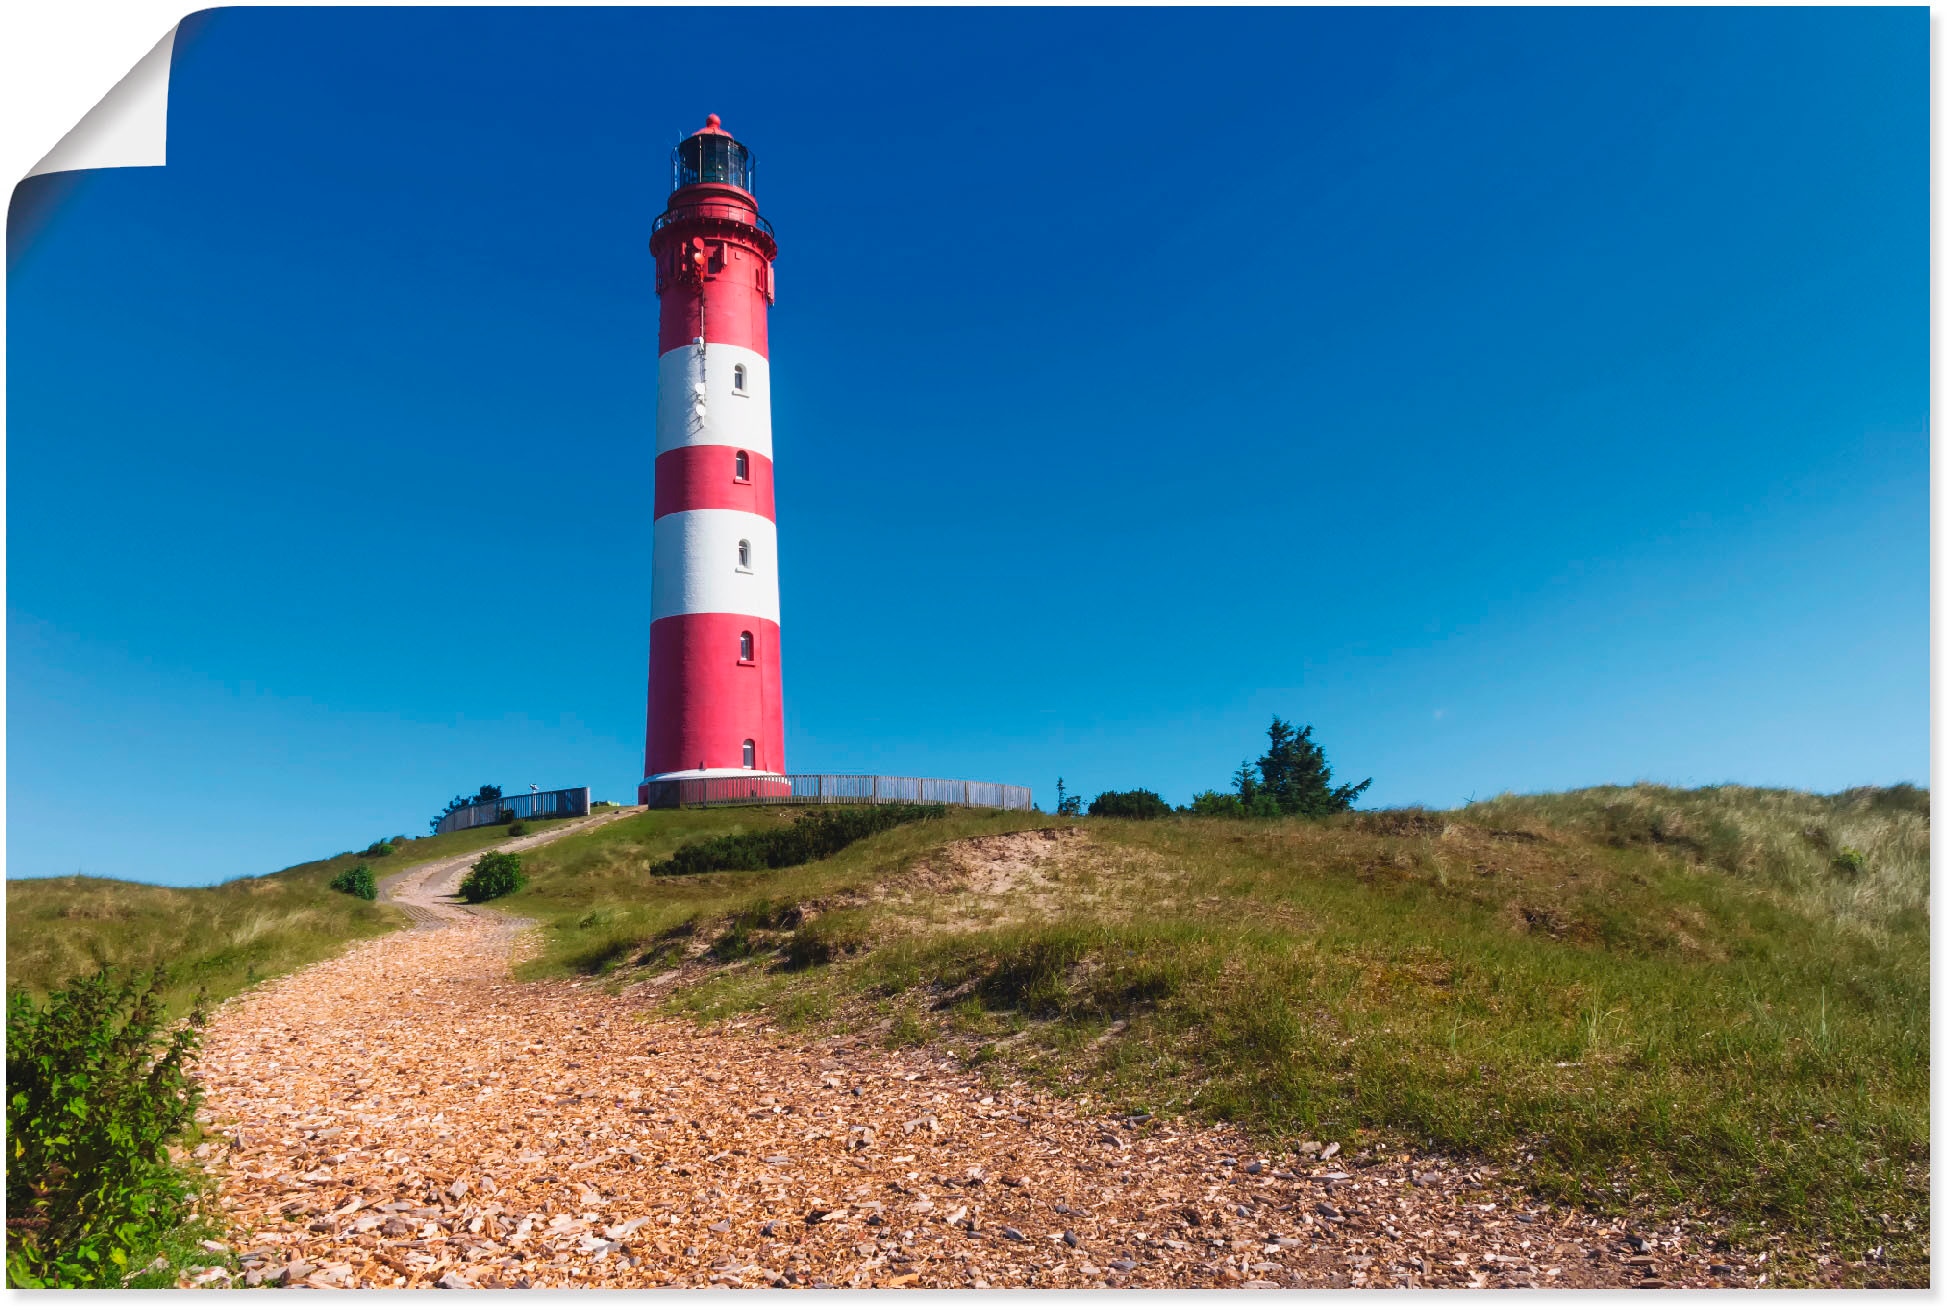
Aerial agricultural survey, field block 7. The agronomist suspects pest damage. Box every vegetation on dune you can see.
[6,968,217,1288]
[1187,715,1371,817]
[506,784,1929,1285]
[1461,782,1930,938]
[651,804,946,878]
[1086,789,1171,819]
[499,805,1018,978]
[457,851,526,903]
[328,864,377,900]
[5,819,566,1013]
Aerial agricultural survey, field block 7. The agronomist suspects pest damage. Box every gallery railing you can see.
[641,774,1032,812]
[435,786,592,834]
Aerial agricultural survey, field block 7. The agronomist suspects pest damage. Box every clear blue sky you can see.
[7,8,1926,886]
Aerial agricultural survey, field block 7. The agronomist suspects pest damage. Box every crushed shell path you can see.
[188,814,1746,1289]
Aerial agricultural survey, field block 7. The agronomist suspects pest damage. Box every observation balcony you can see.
[652,206,774,243]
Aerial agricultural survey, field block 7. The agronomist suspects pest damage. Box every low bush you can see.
[1088,789,1171,819]
[6,968,209,1287]
[506,822,527,837]
[328,864,377,900]
[1187,790,1244,817]
[457,851,526,903]
[652,804,945,877]
[495,808,517,826]
[358,839,395,858]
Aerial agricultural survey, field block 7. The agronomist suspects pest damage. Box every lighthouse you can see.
[638,114,784,803]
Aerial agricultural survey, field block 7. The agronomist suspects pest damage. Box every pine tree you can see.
[1231,761,1260,806]
[1255,716,1371,817]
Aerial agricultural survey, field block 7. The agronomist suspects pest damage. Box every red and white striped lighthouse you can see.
[638,114,784,803]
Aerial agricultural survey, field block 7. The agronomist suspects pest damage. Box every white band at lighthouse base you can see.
[651,508,781,623]
[643,768,787,782]
[656,343,771,458]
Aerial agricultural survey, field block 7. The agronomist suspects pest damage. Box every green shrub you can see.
[495,808,517,826]
[6,968,208,1287]
[506,821,527,837]
[328,864,377,900]
[358,839,395,858]
[1188,790,1244,817]
[1833,846,1867,878]
[1188,789,1280,818]
[1088,789,1171,819]
[457,851,526,903]
[652,804,945,877]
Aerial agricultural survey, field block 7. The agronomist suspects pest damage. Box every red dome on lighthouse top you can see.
[693,113,729,137]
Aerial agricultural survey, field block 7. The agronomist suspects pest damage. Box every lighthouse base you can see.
[638,770,790,808]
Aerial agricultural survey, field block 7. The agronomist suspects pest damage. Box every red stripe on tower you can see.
[652,445,775,519]
[639,114,786,800]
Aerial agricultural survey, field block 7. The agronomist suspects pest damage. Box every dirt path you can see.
[186,819,1750,1290]
[375,811,627,927]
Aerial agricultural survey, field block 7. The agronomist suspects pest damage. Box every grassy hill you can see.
[498,783,1928,1286]
[5,784,1925,1282]
[5,819,571,1012]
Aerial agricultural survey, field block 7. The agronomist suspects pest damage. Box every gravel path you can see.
[186,817,1753,1289]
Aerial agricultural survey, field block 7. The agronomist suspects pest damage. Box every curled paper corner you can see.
[27,24,179,179]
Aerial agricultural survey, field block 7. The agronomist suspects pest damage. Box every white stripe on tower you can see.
[656,345,772,457]
[650,509,781,623]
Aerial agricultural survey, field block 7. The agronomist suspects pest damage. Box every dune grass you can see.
[5,820,568,1013]
[507,786,1928,1285]
[501,805,1043,978]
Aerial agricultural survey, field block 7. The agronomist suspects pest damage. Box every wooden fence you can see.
[640,774,1032,812]
[435,785,591,834]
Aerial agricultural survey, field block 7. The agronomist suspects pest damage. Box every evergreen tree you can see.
[1232,761,1260,807]
[1255,716,1371,817]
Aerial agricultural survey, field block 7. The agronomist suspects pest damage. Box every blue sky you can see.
[7,7,1926,886]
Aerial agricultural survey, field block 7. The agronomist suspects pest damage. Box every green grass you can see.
[507,787,1929,1286]
[5,820,568,1013]
[501,805,1037,978]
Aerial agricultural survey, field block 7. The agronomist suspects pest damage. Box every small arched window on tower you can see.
[737,539,752,571]
[739,630,753,662]
[732,364,748,395]
[734,450,750,482]
[742,738,756,769]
